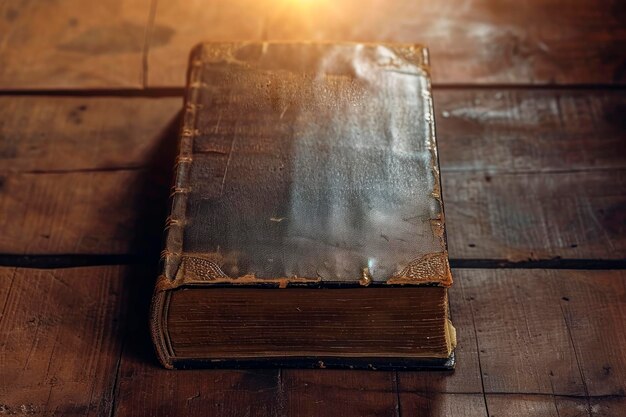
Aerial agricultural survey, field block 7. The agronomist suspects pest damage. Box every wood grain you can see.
[444,169,626,261]
[436,89,626,261]
[2,164,621,261]
[2,267,623,416]
[3,154,622,260]
[398,393,487,417]
[0,265,284,417]
[0,266,127,416]
[145,0,266,87]
[486,395,581,417]
[435,89,626,173]
[281,370,398,417]
[399,269,626,408]
[0,96,181,255]
[460,269,625,396]
[0,171,168,255]
[0,0,152,89]
[113,367,283,417]
[147,0,626,87]
[486,395,626,417]
[0,91,623,259]
[0,96,182,172]
[1,1,625,88]
[557,276,626,396]
[1,3,624,415]
[2,91,622,174]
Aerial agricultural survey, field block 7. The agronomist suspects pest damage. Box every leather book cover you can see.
[151,42,455,369]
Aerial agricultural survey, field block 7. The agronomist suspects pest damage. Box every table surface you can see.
[0,1,625,416]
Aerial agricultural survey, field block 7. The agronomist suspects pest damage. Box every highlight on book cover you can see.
[151,42,456,370]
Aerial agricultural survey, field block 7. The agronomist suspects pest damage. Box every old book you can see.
[151,42,456,370]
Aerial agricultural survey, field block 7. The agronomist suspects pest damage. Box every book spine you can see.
[159,45,204,284]
[151,45,204,368]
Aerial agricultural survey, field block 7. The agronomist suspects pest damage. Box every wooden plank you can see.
[486,395,578,417]
[280,370,399,417]
[2,266,622,415]
[112,366,283,417]
[0,0,152,89]
[0,96,182,172]
[434,89,626,173]
[437,89,626,261]
[0,267,626,416]
[444,169,626,261]
[1,0,625,89]
[558,276,626,396]
[0,266,127,416]
[0,96,181,255]
[1,167,622,260]
[398,393,487,417]
[145,0,266,87]
[0,264,285,417]
[0,171,168,255]
[486,395,626,417]
[0,91,623,259]
[460,269,626,396]
[2,91,622,173]
[457,269,584,396]
[148,0,626,87]
[586,397,626,417]
[399,270,626,402]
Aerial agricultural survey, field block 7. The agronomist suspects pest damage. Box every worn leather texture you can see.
[158,42,452,289]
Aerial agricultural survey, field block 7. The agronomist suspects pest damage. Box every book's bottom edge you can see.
[166,352,455,371]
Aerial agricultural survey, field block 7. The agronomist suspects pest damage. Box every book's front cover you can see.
[157,42,452,291]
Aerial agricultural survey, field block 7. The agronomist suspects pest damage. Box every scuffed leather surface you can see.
[162,42,451,285]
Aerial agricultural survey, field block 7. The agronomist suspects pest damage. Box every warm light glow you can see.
[263,0,349,40]
[279,0,332,10]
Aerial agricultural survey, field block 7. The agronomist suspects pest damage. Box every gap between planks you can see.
[3,267,624,416]
[0,254,624,270]
[1,83,626,98]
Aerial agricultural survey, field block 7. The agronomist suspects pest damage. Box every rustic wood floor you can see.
[0,1,625,416]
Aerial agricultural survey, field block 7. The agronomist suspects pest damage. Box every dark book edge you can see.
[150,290,174,368]
[170,353,455,371]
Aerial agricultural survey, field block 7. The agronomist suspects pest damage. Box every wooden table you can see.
[1,1,625,416]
